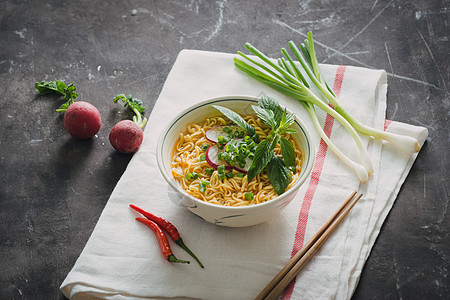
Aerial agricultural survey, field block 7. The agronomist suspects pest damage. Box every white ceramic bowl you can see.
[156,96,315,227]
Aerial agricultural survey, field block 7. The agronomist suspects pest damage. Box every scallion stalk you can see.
[233,31,420,182]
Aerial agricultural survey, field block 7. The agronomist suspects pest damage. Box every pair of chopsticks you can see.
[255,191,363,300]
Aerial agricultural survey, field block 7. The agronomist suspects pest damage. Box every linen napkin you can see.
[60,50,428,300]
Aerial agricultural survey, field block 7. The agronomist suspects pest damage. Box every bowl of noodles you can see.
[156,96,315,227]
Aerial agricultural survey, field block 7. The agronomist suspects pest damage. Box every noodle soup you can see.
[171,114,303,207]
[157,96,315,227]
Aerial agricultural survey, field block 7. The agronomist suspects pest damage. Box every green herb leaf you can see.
[283,128,297,135]
[280,137,296,173]
[267,155,291,195]
[278,109,296,133]
[258,96,283,127]
[212,105,255,137]
[252,105,277,128]
[247,134,280,181]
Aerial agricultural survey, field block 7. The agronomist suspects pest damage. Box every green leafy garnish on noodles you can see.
[213,96,297,195]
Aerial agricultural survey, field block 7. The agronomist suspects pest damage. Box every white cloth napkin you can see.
[60,50,428,300]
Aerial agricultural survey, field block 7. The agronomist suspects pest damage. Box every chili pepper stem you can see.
[168,254,190,264]
[176,238,205,268]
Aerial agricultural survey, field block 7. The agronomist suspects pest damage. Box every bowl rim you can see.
[156,95,315,211]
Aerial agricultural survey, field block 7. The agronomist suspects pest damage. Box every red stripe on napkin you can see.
[384,119,392,130]
[281,65,347,300]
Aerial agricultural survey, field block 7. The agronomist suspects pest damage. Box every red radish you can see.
[109,120,144,154]
[110,94,147,154]
[205,125,244,143]
[63,101,101,139]
[205,145,233,170]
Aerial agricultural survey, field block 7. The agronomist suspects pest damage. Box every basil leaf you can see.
[252,105,276,128]
[280,137,296,173]
[258,96,283,127]
[247,134,280,180]
[212,105,255,137]
[283,128,297,134]
[267,155,291,195]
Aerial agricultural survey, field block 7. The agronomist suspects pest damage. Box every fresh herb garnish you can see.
[218,137,256,168]
[244,192,254,200]
[213,96,297,195]
[185,172,199,180]
[199,180,210,192]
[211,105,259,143]
[35,80,79,112]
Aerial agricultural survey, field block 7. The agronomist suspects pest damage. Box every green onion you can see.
[200,154,206,161]
[233,31,420,182]
[223,126,232,134]
[185,172,198,180]
[244,192,254,200]
[205,168,214,175]
[201,143,209,151]
[199,180,210,192]
[217,165,225,173]
[226,172,235,178]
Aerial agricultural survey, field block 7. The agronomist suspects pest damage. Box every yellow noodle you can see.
[171,115,303,206]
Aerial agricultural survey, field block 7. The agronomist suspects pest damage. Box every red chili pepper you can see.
[130,204,204,268]
[135,217,190,264]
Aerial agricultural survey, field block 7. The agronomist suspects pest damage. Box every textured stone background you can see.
[0,0,448,299]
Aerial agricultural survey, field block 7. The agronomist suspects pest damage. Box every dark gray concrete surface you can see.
[0,0,448,299]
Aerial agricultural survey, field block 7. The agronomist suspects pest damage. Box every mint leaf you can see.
[258,96,283,127]
[252,105,276,128]
[267,155,291,195]
[247,134,280,180]
[279,110,296,133]
[280,137,296,173]
[212,105,255,137]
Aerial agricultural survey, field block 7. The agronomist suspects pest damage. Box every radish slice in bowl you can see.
[233,156,253,173]
[205,145,233,170]
[205,125,245,143]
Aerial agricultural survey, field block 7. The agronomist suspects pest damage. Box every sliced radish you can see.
[205,125,245,143]
[205,145,233,170]
[233,156,253,173]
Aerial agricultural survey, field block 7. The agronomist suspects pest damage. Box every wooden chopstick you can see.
[255,191,363,300]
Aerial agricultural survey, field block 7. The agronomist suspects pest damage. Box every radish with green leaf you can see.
[35,80,101,139]
[110,94,147,154]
